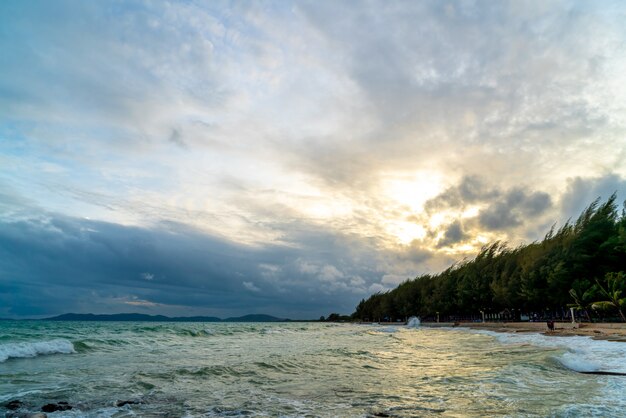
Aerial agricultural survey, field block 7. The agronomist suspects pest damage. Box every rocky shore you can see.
[3,399,142,417]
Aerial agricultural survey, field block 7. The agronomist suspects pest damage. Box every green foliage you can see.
[353,196,626,321]
[567,282,595,321]
[325,313,352,322]
[591,271,626,322]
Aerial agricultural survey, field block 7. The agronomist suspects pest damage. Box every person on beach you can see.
[547,320,555,331]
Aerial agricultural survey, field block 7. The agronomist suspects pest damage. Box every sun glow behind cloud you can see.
[382,171,445,213]
[376,170,444,244]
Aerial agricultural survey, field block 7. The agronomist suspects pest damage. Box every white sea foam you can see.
[0,389,44,403]
[0,339,75,362]
[374,326,400,333]
[261,328,287,334]
[35,406,131,418]
[469,329,626,373]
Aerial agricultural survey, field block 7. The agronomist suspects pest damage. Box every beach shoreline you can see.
[420,321,626,342]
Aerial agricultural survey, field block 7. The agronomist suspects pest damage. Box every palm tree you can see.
[567,287,594,322]
[592,272,626,322]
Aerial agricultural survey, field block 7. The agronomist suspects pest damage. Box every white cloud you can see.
[296,259,320,274]
[259,264,281,280]
[318,265,344,282]
[350,276,366,287]
[243,281,261,292]
[382,274,406,286]
[368,283,385,294]
[119,296,160,307]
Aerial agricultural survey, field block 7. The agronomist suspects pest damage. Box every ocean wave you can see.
[0,339,75,362]
[175,365,254,378]
[174,328,215,337]
[468,329,626,374]
[72,340,94,352]
[133,325,242,338]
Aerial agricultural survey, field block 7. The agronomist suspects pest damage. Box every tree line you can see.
[353,195,626,322]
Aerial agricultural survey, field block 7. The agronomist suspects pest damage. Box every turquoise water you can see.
[1,321,625,417]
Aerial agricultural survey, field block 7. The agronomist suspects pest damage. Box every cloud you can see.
[560,174,626,220]
[478,189,552,231]
[296,259,319,275]
[382,274,407,286]
[426,176,498,213]
[242,281,261,292]
[437,220,468,248]
[421,175,554,250]
[319,265,344,282]
[368,283,385,294]
[0,203,424,318]
[290,1,626,188]
[168,129,188,149]
[121,296,160,307]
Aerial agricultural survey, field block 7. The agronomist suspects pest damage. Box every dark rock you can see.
[115,399,142,407]
[41,402,72,412]
[5,400,23,410]
[579,370,626,376]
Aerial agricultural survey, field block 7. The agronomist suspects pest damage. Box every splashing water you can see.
[0,339,75,363]
[406,316,420,328]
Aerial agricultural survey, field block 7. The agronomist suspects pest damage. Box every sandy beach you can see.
[421,321,626,342]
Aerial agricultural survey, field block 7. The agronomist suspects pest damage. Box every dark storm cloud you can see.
[424,175,552,231]
[0,208,395,319]
[437,220,468,248]
[478,189,552,231]
[425,176,499,212]
[422,176,553,244]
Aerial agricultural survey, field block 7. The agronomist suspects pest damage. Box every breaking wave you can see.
[0,339,75,362]
[470,329,626,374]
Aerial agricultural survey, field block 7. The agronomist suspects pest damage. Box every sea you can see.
[1,320,625,417]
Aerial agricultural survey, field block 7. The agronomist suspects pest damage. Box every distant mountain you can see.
[224,314,286,322]
[44,313,287,322]
[46,313,222,322]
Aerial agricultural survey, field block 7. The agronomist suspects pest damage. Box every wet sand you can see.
[422,321,626,342]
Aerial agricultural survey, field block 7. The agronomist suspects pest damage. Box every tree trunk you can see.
[618,308,626,322]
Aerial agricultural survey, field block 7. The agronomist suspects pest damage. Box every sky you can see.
[1,0,626,319]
